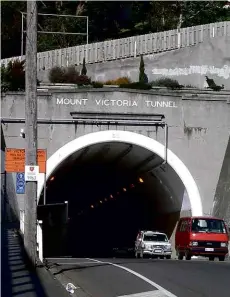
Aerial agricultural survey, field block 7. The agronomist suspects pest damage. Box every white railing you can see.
[1,21,229,72]
[20,210,25,234]
[37,220,43,262]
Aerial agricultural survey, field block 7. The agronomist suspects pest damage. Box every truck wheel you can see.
[185,251,191,260]
[166,255,171,260]
[178,252,184,260]
[218,256,225,261]
[209,256,214,261]
[160,256,164,259]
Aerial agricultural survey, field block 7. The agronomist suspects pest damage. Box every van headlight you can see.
[190,241,198,246]
[221,242,228,247]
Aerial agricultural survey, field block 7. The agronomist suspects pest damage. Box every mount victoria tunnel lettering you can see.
[56,98,178,108]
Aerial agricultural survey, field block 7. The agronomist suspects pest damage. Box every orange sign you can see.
[5,148,46,173]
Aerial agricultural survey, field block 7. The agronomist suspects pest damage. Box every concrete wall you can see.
[37,35,230,90]
[1,127,20,222]
[1,88,230,217]
[213,135,230,226]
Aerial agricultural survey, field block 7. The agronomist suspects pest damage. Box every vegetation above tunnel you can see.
[2,1,230,59]
[2,54,225,92]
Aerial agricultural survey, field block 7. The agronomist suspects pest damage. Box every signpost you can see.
[5,148,46,173]
[16,173,25,194]
[25,165,39,182]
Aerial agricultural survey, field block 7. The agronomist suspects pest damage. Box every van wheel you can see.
[185,252,191,260]
[218,256,225,262]
[209,256,214,261]
[160,256,164,259]
[178,252,184,260]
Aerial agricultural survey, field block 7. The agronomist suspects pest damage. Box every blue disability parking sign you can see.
[16,173,25,194]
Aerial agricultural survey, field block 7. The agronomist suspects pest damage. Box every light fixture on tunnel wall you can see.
[117,192,120,195]
[138,177,144,183]
[110,195,113,199]
[100,200,103,204]
[104,198,107,202]
[123,188,127,192]
[90,205,94,209]
[130,184,135,188]
[50,176,55,181]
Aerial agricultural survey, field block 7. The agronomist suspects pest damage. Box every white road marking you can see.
[86,258,177,297]
[46,258,87,260]
[117,290,170,297]
[55,262,99,265]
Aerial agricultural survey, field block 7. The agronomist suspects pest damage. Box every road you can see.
[47,257,230,297]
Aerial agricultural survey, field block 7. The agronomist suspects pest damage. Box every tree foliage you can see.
[1,1,230,59]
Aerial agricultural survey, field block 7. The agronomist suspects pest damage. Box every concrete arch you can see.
[37,130,203,216]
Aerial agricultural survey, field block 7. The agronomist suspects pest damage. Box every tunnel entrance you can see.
[38,130,202,258]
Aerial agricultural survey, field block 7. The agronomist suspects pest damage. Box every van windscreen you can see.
[191,218,226,233]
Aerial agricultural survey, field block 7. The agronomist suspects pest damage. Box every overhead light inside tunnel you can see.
[100,200,103,204]
[50,176,55,181]
[110,195,113,199]
[130,184,135,188]
[90,205,94,209]
[138,177,144,183]
[123,188,127,192]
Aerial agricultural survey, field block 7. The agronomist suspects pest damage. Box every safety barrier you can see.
[1,21,229,71]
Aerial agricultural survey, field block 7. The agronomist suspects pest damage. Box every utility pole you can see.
[24,0,38,267]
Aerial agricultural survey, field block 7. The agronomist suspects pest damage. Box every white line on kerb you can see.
[86,258,177,297]
[117,290,171,297]
[56,262,97,265]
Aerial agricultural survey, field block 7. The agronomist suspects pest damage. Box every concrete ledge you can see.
[2,87,230,100]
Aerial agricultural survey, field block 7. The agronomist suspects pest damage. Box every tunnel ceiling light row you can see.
[78,177,144,216]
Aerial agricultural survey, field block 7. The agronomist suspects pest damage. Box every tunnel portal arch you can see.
[37,130,203,216]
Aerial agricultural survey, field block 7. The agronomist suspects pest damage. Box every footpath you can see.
[1,222,70,297]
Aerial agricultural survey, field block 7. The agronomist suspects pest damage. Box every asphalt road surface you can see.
[47,257,230,297]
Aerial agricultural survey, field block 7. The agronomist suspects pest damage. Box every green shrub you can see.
[105,76,131,85]
[76,75,91,86]
[185,84,197,88]
[92,81,104,88]
[151,77,183,89]
[48,65,91,85]
[1,59,26,92]
[119,82,152,90]
[81,57,87,75]
[49,66,65,83]
[63,66,79,84]
[139,55,148,84]
[1,65,10,92]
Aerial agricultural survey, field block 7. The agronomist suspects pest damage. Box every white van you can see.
[135,230,172,259]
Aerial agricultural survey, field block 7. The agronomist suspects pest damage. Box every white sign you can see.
[25,165,39,182]
[56,98,178,108]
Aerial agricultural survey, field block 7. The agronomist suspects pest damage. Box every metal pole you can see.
[86,16,89,63]
[43,173,46,205]
[164,124,168,164]
[21,12,24,56]
[24,0,38,267]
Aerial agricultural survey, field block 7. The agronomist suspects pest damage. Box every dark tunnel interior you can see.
[38,143,183,258]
